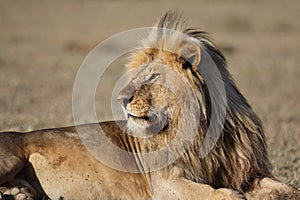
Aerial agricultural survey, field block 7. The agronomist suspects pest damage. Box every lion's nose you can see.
[117,96,133,108]
[117,84,136,108]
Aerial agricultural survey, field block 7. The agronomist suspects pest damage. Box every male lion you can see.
[0,11,299,200]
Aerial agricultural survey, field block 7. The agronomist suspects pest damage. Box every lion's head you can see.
[117,11,272,192]
[118,48,203,137]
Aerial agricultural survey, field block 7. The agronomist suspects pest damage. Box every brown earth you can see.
[0,0,299,189]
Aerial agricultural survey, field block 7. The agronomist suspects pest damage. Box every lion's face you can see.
[118,50,203,136]
[118,60,182,134]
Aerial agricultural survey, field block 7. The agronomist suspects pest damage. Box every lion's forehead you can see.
[127,48,184,73]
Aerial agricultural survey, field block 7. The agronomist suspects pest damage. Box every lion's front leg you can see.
[152,177,245,200]
[245,177,300,200]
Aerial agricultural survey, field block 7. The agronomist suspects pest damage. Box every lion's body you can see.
[0,11,299,200]
[0,122,244,200]
[0,122,153,200]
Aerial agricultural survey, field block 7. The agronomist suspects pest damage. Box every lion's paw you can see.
[245,178,300,200]
[0,186,34,200]
[212,188,246,200]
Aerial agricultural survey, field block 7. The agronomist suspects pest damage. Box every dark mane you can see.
[152,11,272,191]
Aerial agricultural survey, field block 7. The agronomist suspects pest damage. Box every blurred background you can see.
[0,0,299,187]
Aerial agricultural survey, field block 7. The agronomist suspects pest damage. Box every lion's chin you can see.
[127,118,149,130]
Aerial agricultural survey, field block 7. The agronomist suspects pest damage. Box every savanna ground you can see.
[0,0,299,190]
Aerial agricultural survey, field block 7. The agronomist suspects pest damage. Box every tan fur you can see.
[0,11,299,200]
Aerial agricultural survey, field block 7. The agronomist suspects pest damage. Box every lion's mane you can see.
[123,11,272,192]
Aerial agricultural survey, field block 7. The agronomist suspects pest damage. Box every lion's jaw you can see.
[125,84,162,130]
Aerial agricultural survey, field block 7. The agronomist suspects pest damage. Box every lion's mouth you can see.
[127,113,158,126]
[126,110,168,134]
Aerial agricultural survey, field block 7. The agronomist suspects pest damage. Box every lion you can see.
[0,11,299,200]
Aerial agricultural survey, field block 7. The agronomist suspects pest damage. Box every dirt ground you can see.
[0,0,299,189]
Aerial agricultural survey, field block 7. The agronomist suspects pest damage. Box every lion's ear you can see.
[179,43,201,69]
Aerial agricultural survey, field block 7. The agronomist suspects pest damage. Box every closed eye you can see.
[146,73,160,82]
